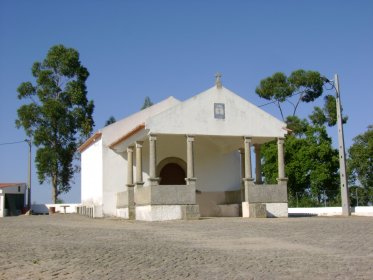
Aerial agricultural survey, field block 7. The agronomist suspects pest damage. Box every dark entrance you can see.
[5,194,25,216]
[160,163,186,185]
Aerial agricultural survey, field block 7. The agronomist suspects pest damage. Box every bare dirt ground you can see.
[0,214,372,280]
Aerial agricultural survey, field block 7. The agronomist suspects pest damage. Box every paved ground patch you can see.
[0,215,372,279]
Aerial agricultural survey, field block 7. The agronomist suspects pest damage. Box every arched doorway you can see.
[157,157,187,185]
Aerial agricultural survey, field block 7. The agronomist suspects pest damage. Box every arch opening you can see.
[157,157,187,185]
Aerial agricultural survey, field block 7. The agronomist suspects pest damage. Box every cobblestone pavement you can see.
[0,214,372,279]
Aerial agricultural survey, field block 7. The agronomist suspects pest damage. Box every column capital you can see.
[186,135,195,141]
[127,145,134,153]
[135,141,144,148]
[244,136,252,143]
[149,134,157,141]
[135,182,144,187]
[277,137,285,144]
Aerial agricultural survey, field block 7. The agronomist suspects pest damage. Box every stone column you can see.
[239,148,245,201]
[244,137,253,179]
[126,146,134,187]
[186,135,197,186]
[243,137,254,202]
[254,144,263,184]
[135,141,144,188]
[149,134,159,186]
[277,138,287,185]
[126,146,135,220]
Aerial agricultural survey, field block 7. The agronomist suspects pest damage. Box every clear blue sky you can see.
[1,1,372,204]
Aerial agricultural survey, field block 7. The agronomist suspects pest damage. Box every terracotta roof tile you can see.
[78,132,102,153]
[0,183,26,188]
[109,123,145,148]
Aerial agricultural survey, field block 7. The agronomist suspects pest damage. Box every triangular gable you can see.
[146,86,287,138]
[79,96,181,153]
[103,96,180,146]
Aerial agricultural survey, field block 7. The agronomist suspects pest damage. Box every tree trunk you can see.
[52,175,58,203]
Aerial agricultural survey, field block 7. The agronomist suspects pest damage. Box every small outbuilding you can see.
[0,183,27,217]
[79,76,289,220]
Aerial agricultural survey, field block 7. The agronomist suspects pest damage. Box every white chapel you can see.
[78,75,289,221]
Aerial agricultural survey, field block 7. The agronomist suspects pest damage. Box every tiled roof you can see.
[0,183,26,188]
[77,132,102,153]
[109,123,145,148]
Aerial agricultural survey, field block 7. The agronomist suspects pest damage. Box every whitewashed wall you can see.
[0,192,4,217]
[81,139,103,207]
[289,207,373,217]
[147,86,286,139]
[31,203,80,214]
[194,136,241,192]
[149,134,241,192]
[102,145,126,216]
[0,185,27,217]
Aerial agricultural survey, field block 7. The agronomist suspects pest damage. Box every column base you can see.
[185,177,197,186]
[277,178,288,185]
[243,178,254,202]
[127,186,135,220]
[148,177,160,186]
[242,202,267,218]
[242,178,255,183]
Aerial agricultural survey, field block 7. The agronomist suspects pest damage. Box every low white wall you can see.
[266,203,288,218]
[32,203,81,214]
[116,208,129,219]
[136,205,184,221]
[289,206,373,217]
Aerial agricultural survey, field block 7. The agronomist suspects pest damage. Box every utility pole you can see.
[25,139,31,210]
[334,74,350,216]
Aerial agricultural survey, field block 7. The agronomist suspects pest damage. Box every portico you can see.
[111,131,287,220]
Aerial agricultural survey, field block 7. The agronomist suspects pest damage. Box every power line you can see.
[257,89,305,108]
[258,100,277,108]
[0,140,27,146]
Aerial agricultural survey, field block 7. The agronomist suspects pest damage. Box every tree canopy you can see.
[105,116,116,126]
[16,44,94,203]
[261,117,340,205]
[348,125,373,201]
[347,125,373,206]
[255,70,326,120]
[141,96,154,110]
[256,69,343,206]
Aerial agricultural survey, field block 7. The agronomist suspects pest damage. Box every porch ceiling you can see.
[110,131,276,154]
[196,135,275,153]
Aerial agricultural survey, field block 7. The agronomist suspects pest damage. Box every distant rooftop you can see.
[0,183,26,188]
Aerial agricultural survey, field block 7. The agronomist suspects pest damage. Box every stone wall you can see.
[135,185,196,205]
